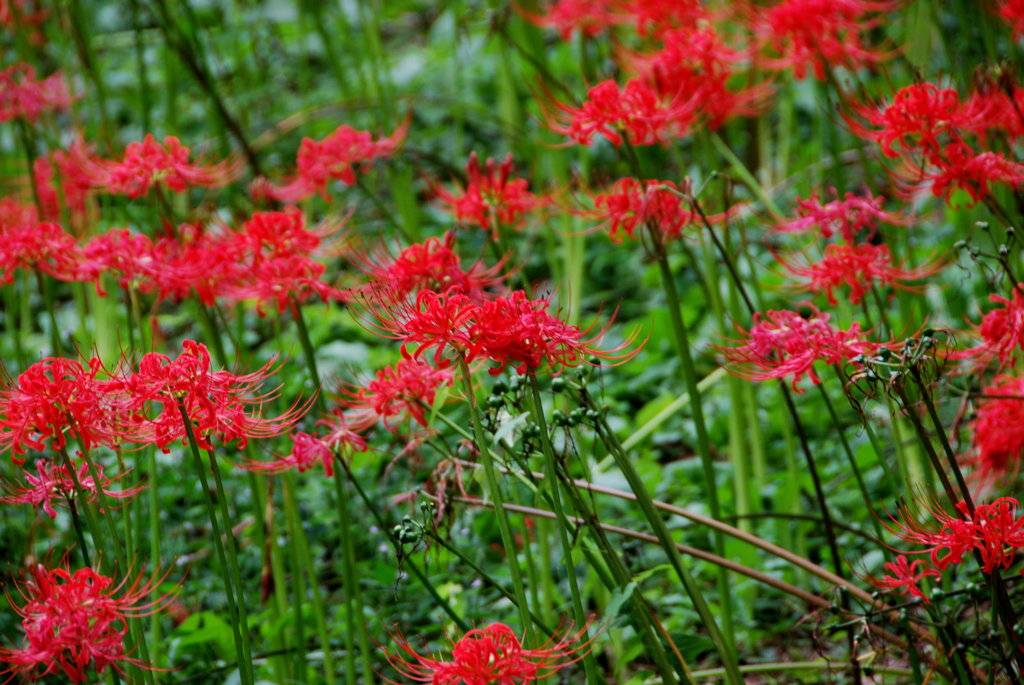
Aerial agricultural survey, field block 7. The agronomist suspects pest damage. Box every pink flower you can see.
[770,188,907,242]
[0,64,72,122]
[253,119,408,202]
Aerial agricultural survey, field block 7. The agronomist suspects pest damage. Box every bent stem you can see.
[456,354,535,643]
[527,375,600,684]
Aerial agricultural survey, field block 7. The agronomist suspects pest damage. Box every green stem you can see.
[283,474,310,684]
[332,468,358,685]
[528,376,600,683]
[148,445,162,675]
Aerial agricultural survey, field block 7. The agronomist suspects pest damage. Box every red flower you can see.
[519,0,626,39]
[770,188,906,242]
[253,119,408,202]
[381,621,593,685]
[963,286,1024,369]
[752,0,899,80]
[965,375,1024,493]
[431,152,540,238]
[79,228,156,294]
[0,64,72,122]
[896,141,1024,206]
[359,287,478,365]
[882,496,1024,573]
[338,358,456,433]
[0,219,84,285]
[0,357,125,464]
[619,0,707,36]
[997,0,1024,37]
[0,458,143,519]
[34,156,90,225]
[62,135,242,199]
[145,222,245,306]
[716,306,879,390]
[238,424,365,478]
[225,253,341,315]
[237,207,346,263]
[865,555,941,602]
[626,26,769,131]
[776,242,943,306]
[0,557,177,684]
[350,232,506,302]
[541,79,697,146]
[586,177,728,243]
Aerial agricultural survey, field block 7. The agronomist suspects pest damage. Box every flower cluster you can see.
[363,287,641,376]
[776,242,943,306]
[0,558,177,684]
[0,459,142,518]
[997,0,1024,37]
[716,306,879,390]
[0,63,71,122]
[382,622,592,685]
[59,135,242,198]
[584,177,728,243]
[770,189,906,243]
[965,375,1024,492]
[432,152,541,238]
[253,120,407,202]
[883,496,1024,574]
[962,286,1024,369]
[865,555,941,603]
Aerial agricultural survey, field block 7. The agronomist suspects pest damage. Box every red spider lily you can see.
[34,157,90,225]
[0,458,143,519]
[359,287,479,365]
[865,555,941,603]
[61,135,242,199]
[338,358,456,433]
[624,26,769,131]
[431,152,541,239]
[896,140,1024,207]
[253,119,408,202]
[145,222,246,306]
[0,556,178,684]
[776,242,943,306]
[540,78,697,147]
[585,177,729,243]
[997,0,1024,37]
[78,228,157,294]
[0,357,129,464]
[881,496,1024,573]
[126,340,307,451]
[0,0,49,41]
[769,188,907,242]
[381,621,594,685]
[619,0,708,36]
[467,291,643,376]
[349,232,507,302]
[225,253,342,315]
[962,287,1024,370]
[518,0,627,39]
[0,219,85,285]
[0,64,72,122]
[965,375,1024,494]
[844,83,989,161]
[237,207,347,262]
[716,306,879,391]
[238,424,365,478]
[752,0,900,80]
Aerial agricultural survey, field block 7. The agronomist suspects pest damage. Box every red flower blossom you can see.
[963,287,1024,369]
[432,152,540,238]
[541,78,697,146]
[882,496,1024,573]
[144,222,246,306]
[776,242,943,306]
[1,458,142,519]
[62,135,242,199]
[770,188,906,242]
[253,119,408,202]
[78,228,157,294]
[237,207,346,262]
[381,621,593,685]
[0,357,126,464]
[350,232,506,302]
[716,306,879,390]
[965,375,1024,493]
[752,0,899,80]
[225,253,341,315]
[0,219,84,285]
[0,0,49,40]
[0,64,72,122]
[865,555,941,602]
[626,26,769,130]
[998,0,1024,37]
[0,557,177,684]
[338,358,455,433]
[238,424,365,478]
[618,0,707,36]
[897,141,1024,206]
[362,288,479,365]
[34,156,90,225]
[519,0,626,39]
[586,177,728,243]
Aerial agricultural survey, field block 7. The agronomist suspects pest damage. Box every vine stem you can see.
[527,375,600,683]
[456,354,536,643]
